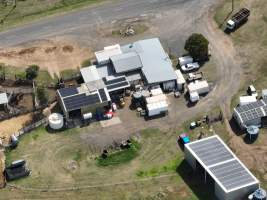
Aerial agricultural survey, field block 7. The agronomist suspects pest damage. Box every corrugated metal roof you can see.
[122,38,177,84]
[80,65,100,83]
[185,135,259,193]
[111,52,142,73]
[0,93,8,104]
[95,44,122,64]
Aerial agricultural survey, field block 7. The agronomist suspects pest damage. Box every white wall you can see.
[184,145,196,170]
[215,182,259,200]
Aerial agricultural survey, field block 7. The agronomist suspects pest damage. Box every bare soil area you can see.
[0,113,32,145]
[0,39,94,77]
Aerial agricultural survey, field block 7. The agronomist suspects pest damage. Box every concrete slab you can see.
[100,117,121,128]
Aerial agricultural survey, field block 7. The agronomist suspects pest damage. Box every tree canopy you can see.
[26,64,39,80]
[185,33,209,61]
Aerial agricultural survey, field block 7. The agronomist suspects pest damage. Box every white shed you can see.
[239,96,257,106]
[175,70,186,91]
[184,135,259,200]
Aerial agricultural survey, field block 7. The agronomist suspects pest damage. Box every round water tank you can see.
[254,188,267,200]
[49,113,64,130]
[247,126,259,138]
[133,91,142,99]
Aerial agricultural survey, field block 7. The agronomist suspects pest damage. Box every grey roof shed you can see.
[111,52,142,73]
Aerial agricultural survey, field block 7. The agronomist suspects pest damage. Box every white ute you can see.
[181,62,200,72]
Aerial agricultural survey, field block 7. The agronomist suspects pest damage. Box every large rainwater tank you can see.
[254,188,267,200]
[48,113,64,130]
[246,126,259,140]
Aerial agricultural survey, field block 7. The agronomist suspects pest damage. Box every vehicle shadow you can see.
[176,160,217,200]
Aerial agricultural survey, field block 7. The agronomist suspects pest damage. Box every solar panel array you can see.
[239,107,265,122]
[63,93,100,111]
[104,76,130,92]
[186,136,258,192]
[188,137,233,166]
[58,87,78,97]
[99,88,108,102]
[235,100,267,124]
[107,82,129,91]
[209,160,256,191]
[235,100,264,113]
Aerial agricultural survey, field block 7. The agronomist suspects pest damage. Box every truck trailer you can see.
[226,8,250,30]
[187,80,209,95]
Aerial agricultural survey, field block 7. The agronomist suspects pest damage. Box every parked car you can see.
[178,133,190,144]
[247,85,258,98]
[181,62,200,72]
[178,56,193,66]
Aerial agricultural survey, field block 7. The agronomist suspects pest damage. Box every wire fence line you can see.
[6,173,177,192]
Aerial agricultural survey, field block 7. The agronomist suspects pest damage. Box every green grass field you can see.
[214,0,267,109]
[2,112,229,199]
[0,0,106,31]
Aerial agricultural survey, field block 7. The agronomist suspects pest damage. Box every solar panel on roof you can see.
[236,101,265,113]
[99,88,108,102]
[59,87,78,97]
[186,136,258,192]
[188,137,234,167]
[209,160,256,190]
[105,77,126,85]
[106,81,130,91]
[63,93,100,111]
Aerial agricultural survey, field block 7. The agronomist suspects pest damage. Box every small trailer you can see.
[147,101,168,117]
[226,8,250,30]
[187,80,209,95]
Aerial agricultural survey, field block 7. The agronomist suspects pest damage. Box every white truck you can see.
[188,80,209,95]
[226,8,250,30]
[188,80,209,103]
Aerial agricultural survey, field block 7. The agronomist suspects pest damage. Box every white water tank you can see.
[48,113,64,130]
[83,112,93,120]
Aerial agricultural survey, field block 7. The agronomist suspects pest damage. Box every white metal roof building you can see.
[184,135,259,200]
[80,65,101,83]
[121,38,177,85]
[95,44,122,65]
[233,99,267,129]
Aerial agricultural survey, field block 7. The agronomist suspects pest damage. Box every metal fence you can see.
[13,118,48,138]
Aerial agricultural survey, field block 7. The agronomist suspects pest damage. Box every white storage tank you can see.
[83,112,93,120]
[48,113,64,130]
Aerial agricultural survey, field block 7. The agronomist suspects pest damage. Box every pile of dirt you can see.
[0,113,32,145]
[0,39,94,77]
[0,151,5,188]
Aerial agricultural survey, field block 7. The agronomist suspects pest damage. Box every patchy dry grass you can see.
[0,0,107,31]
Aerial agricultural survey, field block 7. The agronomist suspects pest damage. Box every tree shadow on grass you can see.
[176,160,218,200]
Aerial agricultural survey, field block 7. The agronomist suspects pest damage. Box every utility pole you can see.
[232,0,234,12]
